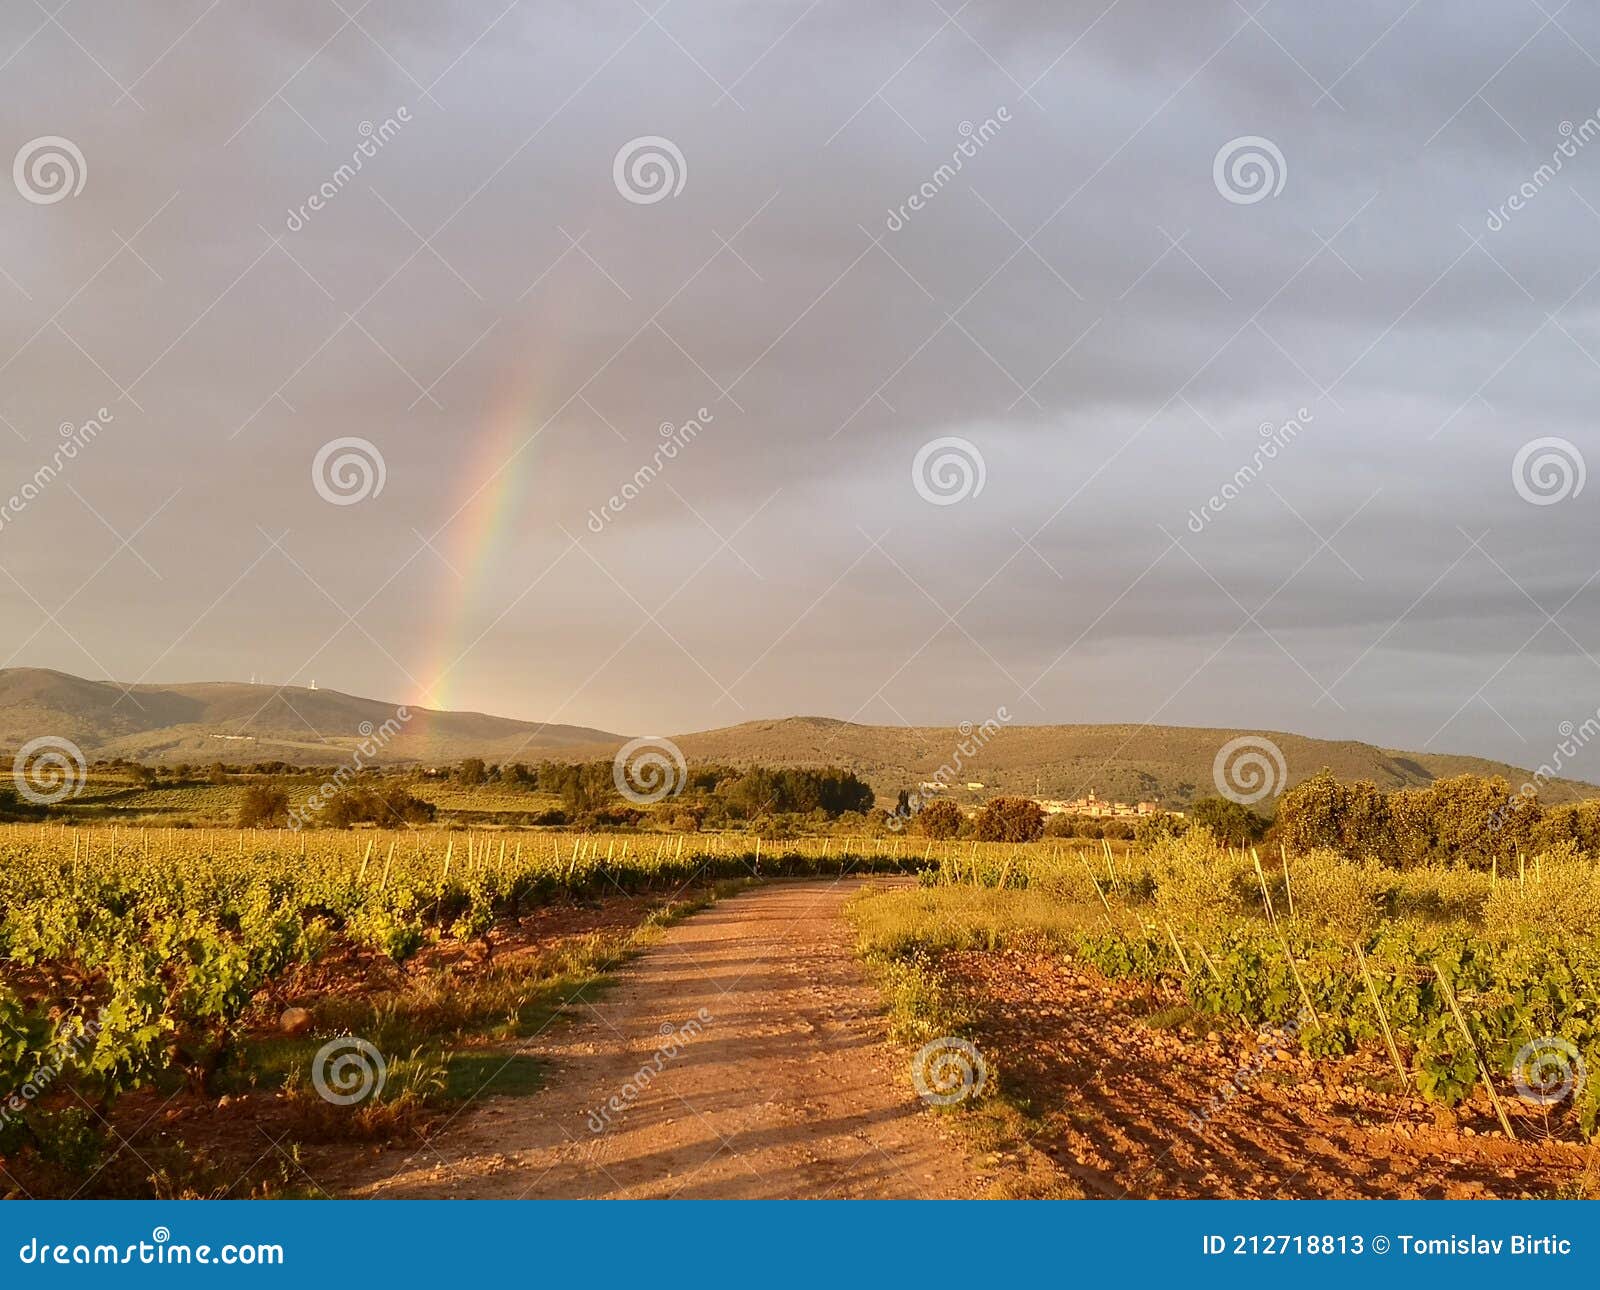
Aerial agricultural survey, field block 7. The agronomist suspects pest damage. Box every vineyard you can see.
[0,822,941,1193]
[851,831,1600,1149]
[7,817,1600,1197]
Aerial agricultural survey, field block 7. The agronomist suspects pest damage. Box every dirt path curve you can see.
[347,880,979,1199]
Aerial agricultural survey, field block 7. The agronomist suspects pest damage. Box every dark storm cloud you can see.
[1,0,1598,772]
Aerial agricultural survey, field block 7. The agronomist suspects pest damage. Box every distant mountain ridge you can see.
[658,716,1600,806]
[0,668,622,766]
[1,668,1594,807]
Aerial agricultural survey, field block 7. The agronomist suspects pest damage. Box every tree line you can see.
[1266,769,1599,868]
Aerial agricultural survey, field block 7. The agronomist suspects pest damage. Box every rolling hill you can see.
[1,668,1593,807]
[659,717,1599,806]
[0,668,623,767]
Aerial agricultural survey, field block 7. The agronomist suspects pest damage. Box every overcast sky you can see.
[2,0,1599,772]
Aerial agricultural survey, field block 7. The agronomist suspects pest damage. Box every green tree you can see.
[973,796,1045,842]
[1134,812,1187,846]
[1270,769,1346,854]
[237,784,289,828]
[915,798,964,839]
[1186,796,1269,846]
[1424,774,1539,870]
[323,782,436,828]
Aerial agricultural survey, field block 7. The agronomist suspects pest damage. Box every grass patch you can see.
[1142,1003,1211,1036]
[234,879,754,1107]
[444,1053,545,1101]
[844,883,1097,1198]
[848,884,1101,962]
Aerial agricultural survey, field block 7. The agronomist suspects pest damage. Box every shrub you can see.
[1481,845,1600,939]
[1134,812,1188,846]
[237,784,289,828]
[1146,830,1253,930]
[1272,769,1549,869]
[1186,797,1268,845]
[1282,850,1389,938]
[323,783,436,828]
[915,798,964,839]
[972,796,1045,843]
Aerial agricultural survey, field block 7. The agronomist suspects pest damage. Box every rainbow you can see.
[413,371,547,715]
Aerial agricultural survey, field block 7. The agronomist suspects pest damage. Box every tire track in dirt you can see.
[341,880,983,1199]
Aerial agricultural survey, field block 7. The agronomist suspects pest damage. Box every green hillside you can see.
[0,668,623,766]
[2,669,1592,809]
[657,717,1598,808]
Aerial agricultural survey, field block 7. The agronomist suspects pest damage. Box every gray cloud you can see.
[2,0,1599,774]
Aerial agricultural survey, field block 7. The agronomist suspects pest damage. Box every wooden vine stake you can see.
[1077,852,1114,924]
[1281,942,1322,1034]
[379,841,395,891]
[1354,942,1407,1083]
[1254,849,1320,1031]
[357,839,374,884]
[1432,964,1515,1139]
[1250,848,1277,924]
[1163,920,1193,976]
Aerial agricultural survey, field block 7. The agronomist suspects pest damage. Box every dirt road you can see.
[347,880,977,1198]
